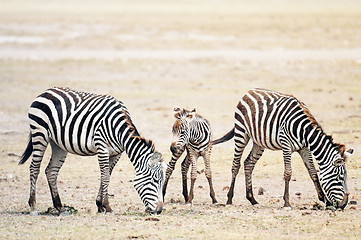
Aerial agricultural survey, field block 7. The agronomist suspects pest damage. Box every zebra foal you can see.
[213,88,353,209]
[162,107,217,204]
[19,87,164,215]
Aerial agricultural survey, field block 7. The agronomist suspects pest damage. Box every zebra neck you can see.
[307,127,337,165]
[123,135,154,168]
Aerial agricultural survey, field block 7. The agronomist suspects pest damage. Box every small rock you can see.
[349,200,357,205]
[258,187,264,195]
[145,217,159,221]
[170,198,181,203]
[312,202,323,210]
[295,192,301,196]
[223,186,230,191]
[329,211,337,217]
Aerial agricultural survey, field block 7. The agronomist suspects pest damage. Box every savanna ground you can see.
[0,0,360,239]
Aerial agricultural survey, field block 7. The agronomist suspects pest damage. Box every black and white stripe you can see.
[163,108,217,204]
[19,87,164,215]
[213,88,353,209]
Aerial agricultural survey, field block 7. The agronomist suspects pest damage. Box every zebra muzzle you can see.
[339,192,349,210]
[145,201,163,215]
[170,145,180,154]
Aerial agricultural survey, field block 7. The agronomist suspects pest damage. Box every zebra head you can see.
[320,148,353,209]
[170,107,196,154]
[134,152,165,214]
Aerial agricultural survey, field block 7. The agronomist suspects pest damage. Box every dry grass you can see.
[0,0,360,239]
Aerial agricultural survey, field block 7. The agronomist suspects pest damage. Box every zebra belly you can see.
[48,133,98,156]
[250,137,282,151]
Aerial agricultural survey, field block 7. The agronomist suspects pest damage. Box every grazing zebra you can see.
[213,88,353,209]
[162,107,217,204]
[19,87,164,215]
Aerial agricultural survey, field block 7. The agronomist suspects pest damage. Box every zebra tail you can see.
[212,128,235,145]
[19,133,33,165]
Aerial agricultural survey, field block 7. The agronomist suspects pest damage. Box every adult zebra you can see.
[163,108,217,204]
[213,88,353,209]
[19,87,164,215]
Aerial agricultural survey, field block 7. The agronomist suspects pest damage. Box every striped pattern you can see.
[214,88,351,209]
[19,87,164,215]
[163,108,217,204]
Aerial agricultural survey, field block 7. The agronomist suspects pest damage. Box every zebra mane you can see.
[329,135,346,157]
[297,99,346,156]
[120,107,141,137]
[312,126,346,159]
[300,104,319,128]
[131,135,156,152]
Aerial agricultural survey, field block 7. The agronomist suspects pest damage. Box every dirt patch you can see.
[0,0,360,239]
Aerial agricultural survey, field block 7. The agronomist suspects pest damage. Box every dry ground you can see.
[0,0,360,239]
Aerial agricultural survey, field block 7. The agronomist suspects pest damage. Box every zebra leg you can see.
[96,154,121,213]
[298,148,326,203]
[162,147,184,201]
[186,152,197,204]
[226,133,249,205]
[181,151,191,202]
[28,132,49,216]
[244,144,264,205]
[203,146,217,204]
[96,148,112,213]
[282,150,292,208]
[45,141,68,215]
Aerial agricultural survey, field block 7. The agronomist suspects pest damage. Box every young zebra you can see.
[213,88,353,209]
[162,107,217,204]
[19,87,164,215]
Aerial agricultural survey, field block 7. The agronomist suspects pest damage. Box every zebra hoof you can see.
[59,210,70,216]
[283,206,292,211]
[30,211,39,216]
[105,211,114,215]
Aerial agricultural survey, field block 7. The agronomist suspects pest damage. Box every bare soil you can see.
[0,0,360,239]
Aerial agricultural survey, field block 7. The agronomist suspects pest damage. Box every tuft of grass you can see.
[43,205,78,216]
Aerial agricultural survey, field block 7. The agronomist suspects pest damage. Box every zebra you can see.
[19,87,165,216]
[212,88,353,209]
[162,107,217,204]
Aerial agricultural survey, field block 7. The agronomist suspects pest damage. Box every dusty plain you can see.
[0,0,360,239]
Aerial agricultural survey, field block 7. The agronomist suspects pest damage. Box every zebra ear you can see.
[191,108,196,113]
[149,152,163,167]
[344,148,354,158]
[334,157,345,167]
[173,107,182,119]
